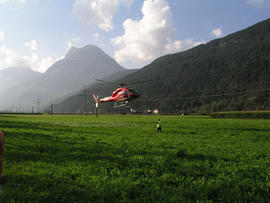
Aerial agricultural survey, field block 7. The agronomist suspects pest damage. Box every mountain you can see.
[55,18,270,113]
[0,45,125,112]
[0,67,42,93]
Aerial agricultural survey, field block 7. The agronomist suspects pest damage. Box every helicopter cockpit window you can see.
[129,89,135,93]
[120,91,128,95]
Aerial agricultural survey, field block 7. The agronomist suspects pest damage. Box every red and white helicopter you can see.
[93,79,153,108]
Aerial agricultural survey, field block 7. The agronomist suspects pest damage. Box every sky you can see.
[0,0,269,72]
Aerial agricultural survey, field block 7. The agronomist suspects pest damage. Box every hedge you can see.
[211,111,270,119]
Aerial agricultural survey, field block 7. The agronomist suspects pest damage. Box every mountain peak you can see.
[65,47,79,58]
[65,44,105,59]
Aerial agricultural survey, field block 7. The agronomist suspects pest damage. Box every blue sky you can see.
[0,0,269,72]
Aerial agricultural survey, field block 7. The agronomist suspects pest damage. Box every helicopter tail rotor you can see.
[93,94,100,103]
[93,94,99,117]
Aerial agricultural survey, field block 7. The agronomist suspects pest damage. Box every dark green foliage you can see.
[56,18,270,114]
[176,149,187,158]
[212,111,270,119]
[0,114,270,202]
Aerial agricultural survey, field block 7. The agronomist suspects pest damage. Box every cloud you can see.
[67,41,73,49]
[246,0,270,7]
[0,0,9,3]
[67,37,81,49]
[210,27,223,37]
[0,32,4,40]
[0,45,26,67]
[0,0,26,4]
[22,54,57,73]
[37,57,57,73]
[0,44,59,73]
[94,32,99,39]
[72,0,134,32]
[24,40,37,51]
[111,0,204,65]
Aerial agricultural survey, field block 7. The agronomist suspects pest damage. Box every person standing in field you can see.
[157,119,162,133]
[0,130,7,191]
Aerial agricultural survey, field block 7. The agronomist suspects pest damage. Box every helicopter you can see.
[93,79,154,108]
[93,83,140,108]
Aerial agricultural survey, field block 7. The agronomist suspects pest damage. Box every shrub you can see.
[211,111,270,119]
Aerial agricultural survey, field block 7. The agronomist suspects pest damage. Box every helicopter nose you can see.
[131,92,140,98]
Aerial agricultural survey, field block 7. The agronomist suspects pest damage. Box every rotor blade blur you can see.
[95,79,156,86]
[126,79,157,85]
[95,79,115,84]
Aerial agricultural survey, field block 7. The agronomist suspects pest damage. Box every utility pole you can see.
[51,103,53,115]
[80,88,90,115]
[35,96,40,113]
[83,89,87,114]
[38,96,40,113]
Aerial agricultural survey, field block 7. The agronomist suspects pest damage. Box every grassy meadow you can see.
[0,114,270,202]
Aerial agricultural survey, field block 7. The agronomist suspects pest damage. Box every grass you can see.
[0,114,270,202]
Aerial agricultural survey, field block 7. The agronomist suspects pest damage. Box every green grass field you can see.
[0,114,270,202]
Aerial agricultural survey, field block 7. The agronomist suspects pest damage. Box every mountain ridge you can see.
[0,67,42,93]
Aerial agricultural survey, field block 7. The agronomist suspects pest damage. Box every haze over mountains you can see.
[55,18,270,113]
[0,67,41,93]
[0,45,126,112]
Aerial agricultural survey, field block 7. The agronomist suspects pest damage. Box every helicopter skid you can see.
[114,101,129,108]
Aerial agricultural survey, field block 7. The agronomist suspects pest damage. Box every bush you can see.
[211,111,270,119]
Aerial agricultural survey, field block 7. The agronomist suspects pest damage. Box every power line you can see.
[137,87,270,102]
